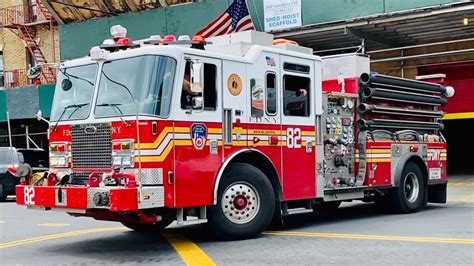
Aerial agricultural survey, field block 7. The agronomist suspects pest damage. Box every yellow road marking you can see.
[264,231,474,244]
[461,192,474,202]
[162,231,215,266]
[449,182,474,187]
[37,223,71,227]
[0,227,127,249]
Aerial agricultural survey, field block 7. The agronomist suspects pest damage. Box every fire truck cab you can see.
[16,28,450,240]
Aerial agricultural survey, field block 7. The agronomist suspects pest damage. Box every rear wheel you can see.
[208,163,275,240]
[390,161,426,213]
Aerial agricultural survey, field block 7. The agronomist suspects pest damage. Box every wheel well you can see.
[407,156,428,185]
[225,150,282,201]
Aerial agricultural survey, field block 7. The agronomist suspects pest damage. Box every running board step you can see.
[176,207,208,226]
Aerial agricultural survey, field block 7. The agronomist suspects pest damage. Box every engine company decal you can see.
[191,124,207,150]
[227,74,242,96]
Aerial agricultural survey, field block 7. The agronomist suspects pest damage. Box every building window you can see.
[283,75,310,117]
[181,61,217,111]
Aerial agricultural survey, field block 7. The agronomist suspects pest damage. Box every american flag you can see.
[196,0,255,38]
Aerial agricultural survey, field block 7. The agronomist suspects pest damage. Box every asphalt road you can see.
[1,175,473,265]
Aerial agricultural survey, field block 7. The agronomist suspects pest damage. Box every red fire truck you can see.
[15,27,452,240]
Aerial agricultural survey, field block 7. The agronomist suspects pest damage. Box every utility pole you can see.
[6,111,12,148]
[25,125,30,149]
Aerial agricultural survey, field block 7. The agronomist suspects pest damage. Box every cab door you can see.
[173,56,223,208]
[280,56,317,200]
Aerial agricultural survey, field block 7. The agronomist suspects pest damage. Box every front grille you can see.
[71,123,112,185]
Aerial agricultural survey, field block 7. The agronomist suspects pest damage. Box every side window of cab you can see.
[180,61,217,111]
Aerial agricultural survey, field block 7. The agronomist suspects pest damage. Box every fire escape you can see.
[0,0,56,88]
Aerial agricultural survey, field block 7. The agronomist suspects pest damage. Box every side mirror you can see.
[61,79,73,91]
[191,61,204,93]
[192,96,203,109]
[27,66,41,79]
[36,109,50,125]
[36,110,43,121]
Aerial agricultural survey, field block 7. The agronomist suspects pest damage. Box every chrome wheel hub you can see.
[221,182,260,224]
[404,172,420,203]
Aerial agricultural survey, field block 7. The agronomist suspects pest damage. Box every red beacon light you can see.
[192,35,206,44]
[116,37,132,46]
[163,35,177,44]
[191,35,210,50]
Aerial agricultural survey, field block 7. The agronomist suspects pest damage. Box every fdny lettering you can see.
[191,124,207,150]
[63,130,71,137]
[249,116,278,124]
[111,126,122,134]
[427,149,441,161]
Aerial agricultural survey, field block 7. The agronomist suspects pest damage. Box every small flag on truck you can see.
[196,0,255,38]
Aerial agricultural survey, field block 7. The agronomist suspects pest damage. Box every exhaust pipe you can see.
[361,87,448,106]
[360,73,447,95]
[358,119,444,131]
[358,103,444,118]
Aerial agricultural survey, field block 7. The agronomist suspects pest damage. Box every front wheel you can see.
[208,163,275,240]
[390,161,426,213]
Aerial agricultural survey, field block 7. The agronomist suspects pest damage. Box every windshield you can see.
[94,55,176,118]
[0,149,17,164]
[50,64,97,121]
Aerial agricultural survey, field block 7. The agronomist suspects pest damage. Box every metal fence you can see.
[2,68,57,89]
[0,4,48,26]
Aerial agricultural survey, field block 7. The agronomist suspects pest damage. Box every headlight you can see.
[50,155,68,168]
[112,139,135,168]
[50,142,71,168]
[121,156,133,167]
[112,156,134,168]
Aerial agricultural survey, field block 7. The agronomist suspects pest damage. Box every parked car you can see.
[16,148,49,171]
[0,147,24,201]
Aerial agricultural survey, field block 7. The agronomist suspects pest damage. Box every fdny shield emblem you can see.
[191,124,207,150]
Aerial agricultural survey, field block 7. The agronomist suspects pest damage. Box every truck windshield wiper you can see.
[52,103,89,131]
[96,103,130,126]
[59,68,94,86]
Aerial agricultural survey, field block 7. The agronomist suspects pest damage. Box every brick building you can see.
[0,0,59,88]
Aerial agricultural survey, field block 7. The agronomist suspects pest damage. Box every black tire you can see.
[121,219,173,232]
[390,161,426,213]
[208,163,275,240]
[0,184,7,202]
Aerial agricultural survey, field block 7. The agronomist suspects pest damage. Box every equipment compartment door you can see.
[221,61,248,156]
[280,55,317,200]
